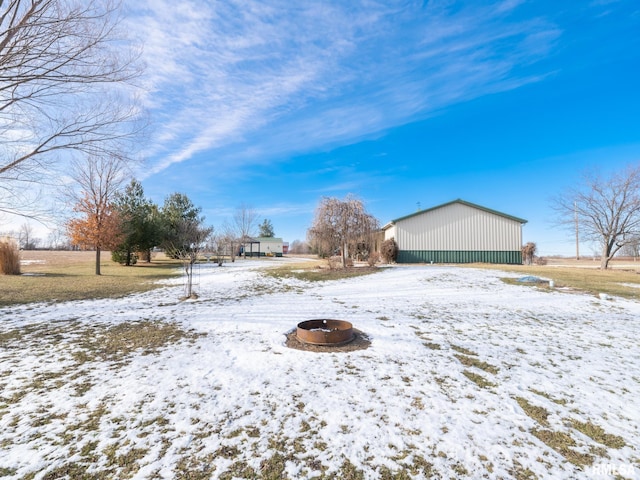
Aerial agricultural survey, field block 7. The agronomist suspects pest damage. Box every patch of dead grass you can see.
[569,419,626,449]
[0,251,181,306]
[454,354,499,375]
[451,344,477,356]
[465,262,640,300]
[516,397,550,426]
[264,263,383,282]
[531,429,593,466]
[462,370,496,389]
[73,320,205,362]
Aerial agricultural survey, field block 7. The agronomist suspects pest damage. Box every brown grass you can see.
[0,251,181,306]
[264,262,383,282]
[465,259,640,300]
[516,397,550,427]
[568,419,626,449]
[462,370,496,388]
[454,354,499,375]
[0,241,21,275]
[531,429,593,466]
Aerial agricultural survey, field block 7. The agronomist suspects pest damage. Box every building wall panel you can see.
[396,203,522,252]
[397,250,523,264]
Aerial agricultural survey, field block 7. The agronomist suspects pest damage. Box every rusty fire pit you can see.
[296,319,355,346]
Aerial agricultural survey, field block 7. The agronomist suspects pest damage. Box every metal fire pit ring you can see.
[296,319,355,346]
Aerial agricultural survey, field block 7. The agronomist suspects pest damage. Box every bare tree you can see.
[46,227,67,250]
[521,242,537,265]
[19,223,34,250]
[65,155,127,275]
[221,222,237,262]
[206,232,226,266]
[289,239,310,254]
[165,217,213,299]
[620,235,640,260]
[0,0,143,220]
[380,238,398,263]
[233,203,258,258]
[553,165,640,269]
[307,195,379,268]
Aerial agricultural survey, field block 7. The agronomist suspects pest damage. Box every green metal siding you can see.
[244,251,283,257]
[397,250,522,264]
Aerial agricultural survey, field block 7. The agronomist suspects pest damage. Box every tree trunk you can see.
[186,261,193,297]
[600,243,611,270]
[95,248,101,275]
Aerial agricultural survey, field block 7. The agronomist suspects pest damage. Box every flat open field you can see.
[545,256,640,270]
[1,258,639,479]
[18,249,99,266]
[0,251,181,305]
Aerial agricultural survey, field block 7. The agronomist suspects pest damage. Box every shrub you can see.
[111,249,138,265]
[367,251,380,267]
[380,238,398,263]
[137,250,155,263]
[0,240,21,275]
[328,256,342,270]
[534,256,548,266]
[522,242,537,265]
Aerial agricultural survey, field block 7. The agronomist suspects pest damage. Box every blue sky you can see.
[124,0,639,256]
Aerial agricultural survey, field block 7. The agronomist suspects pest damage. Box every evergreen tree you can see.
[258,218,275,237]
[161,193,204,259]
[160,192,212,298]
[112,180,162,265]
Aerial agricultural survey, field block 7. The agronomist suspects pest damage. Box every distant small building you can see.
[382,199,526,264]
[241,237,284,257]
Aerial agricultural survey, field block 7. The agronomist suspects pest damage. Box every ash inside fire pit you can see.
[296,319,354,346]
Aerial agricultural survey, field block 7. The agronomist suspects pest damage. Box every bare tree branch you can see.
[1,0,144,220]
[233,203,258,258]
[552,165,640,269]
[308,194,379,268]
[65,154,128,275]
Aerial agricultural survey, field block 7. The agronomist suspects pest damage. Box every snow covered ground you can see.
[1,260,639,479]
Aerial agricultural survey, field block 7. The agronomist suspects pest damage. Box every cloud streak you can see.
[125,0,561,176]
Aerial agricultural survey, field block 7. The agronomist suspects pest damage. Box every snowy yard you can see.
[1,260,639,479]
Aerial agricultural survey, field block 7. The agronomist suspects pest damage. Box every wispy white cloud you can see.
[124,0,561,177]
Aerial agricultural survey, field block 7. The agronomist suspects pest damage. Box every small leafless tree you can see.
[521,242,537,265]
[18,223,34,250]
[0,0,143,220]
[307,195,379,268]
[552,165,640,269]
[167,220,213,299]
[380,238,398,263]
[206,232,227,266]
[289,239,310,254]
[620,235,640,259]
[46,228,66,250]
[218,222,237,262]
[233,203,258,258]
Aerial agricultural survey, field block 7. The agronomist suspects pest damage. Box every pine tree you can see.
[258,219,275,237]
[113,180,162,265]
